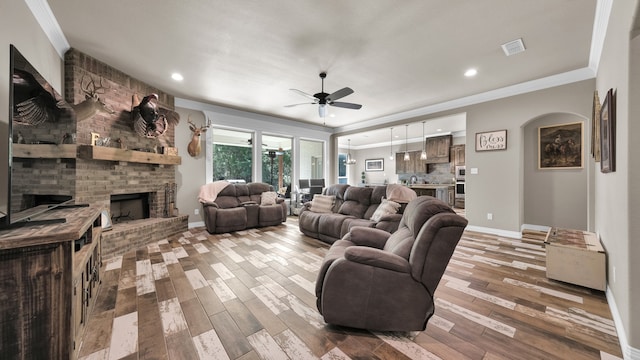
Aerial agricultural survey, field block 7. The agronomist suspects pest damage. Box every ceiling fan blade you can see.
[290,88,318,101]
[330,101,362,110]
[326,87,354,102]
[284,102,316,108]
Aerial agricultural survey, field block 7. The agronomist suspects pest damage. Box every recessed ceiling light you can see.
[171,73,184,81]
[437,128,442,132]
[464,68,477,77]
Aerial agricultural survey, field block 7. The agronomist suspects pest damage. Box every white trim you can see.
[335,67,595,134]
[25,0,70,58]
[606,287,639,359]
[589,0,613,72]
[465,225,522,239]
[188,221,205,229]
[520,223,551,233]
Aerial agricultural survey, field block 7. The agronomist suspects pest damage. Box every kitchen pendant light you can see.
[404,125,410,161]
[346,139,356,165]
[389,127,394,160]
[420,121,427,160]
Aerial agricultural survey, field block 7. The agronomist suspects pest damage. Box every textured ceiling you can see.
[46,0,598,144]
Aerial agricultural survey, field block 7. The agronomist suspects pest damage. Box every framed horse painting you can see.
[538,122,584,169]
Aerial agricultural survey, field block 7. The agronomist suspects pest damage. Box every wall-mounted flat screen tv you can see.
[1,45,76,229]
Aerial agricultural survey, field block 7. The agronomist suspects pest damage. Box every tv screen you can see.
[1,45,75,228]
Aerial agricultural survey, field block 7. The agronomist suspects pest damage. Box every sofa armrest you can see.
[344,246,410,273]
[202,202,219,208]
[346,226,391,249]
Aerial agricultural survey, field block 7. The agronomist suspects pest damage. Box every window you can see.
[212,129,253,182]
[261,134,292,191]
[338,153,347,184]
[300,139,323,179]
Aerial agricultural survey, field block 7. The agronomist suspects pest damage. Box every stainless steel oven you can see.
[455,181,465,199]
[455,166,466,182]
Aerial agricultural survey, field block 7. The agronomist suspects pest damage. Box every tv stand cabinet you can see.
[0,205,103,359]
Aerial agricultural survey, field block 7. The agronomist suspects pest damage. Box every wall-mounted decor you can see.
[475,130,507,151]
[591,91,601,162]
[538,122,583,169]
[600,88,616,173]
[365,158,384,172]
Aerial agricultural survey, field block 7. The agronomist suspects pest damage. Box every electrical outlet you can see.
[194,208,199,215]
[487,213,493,220]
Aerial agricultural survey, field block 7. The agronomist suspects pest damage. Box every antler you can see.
[80,74,110,97]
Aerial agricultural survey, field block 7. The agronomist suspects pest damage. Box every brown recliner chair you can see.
[315,196,468,331]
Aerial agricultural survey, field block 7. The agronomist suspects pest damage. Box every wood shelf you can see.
[12,143,77,159]
[12,144,181,165]
[77,145,181,165]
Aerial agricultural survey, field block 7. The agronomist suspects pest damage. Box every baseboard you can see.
[606,287,640,359]
[189,221,205,229]
[520,223,551,233]
[464,225,522,239]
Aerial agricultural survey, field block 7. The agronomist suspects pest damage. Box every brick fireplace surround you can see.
[11,49,187,258]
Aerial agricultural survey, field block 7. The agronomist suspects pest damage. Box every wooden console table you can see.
[544,227,606,291]
[0,205,103,359]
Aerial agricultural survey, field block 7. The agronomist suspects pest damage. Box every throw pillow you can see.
[261,191,277,205]
[310,194,335,213]
[370,198,401,222]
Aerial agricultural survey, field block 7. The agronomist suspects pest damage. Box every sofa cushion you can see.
[310,195,335,213]
[261,191,277,205]
[338,187,372,218]
[370,199,401,222]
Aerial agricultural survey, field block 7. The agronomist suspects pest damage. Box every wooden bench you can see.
[544,227,606,291]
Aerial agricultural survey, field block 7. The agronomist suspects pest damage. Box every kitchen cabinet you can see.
[425,135,452,164]
[451,144,465,166]
[395,151,426,174]
[409,185,455,207]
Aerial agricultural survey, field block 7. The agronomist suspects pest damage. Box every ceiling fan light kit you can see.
[286,72,362,120]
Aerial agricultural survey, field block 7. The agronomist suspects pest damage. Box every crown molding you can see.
[25,0,70,58]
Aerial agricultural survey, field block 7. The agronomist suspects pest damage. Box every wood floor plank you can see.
[210,311,254,359]
[223,298,264,336]
[180,297,213,337]
[80,220,622,360]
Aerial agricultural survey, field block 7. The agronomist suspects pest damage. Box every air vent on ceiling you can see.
[501,38,526,56]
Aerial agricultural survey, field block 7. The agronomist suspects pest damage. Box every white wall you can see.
[595,0,639,355]
[523,113,589,230]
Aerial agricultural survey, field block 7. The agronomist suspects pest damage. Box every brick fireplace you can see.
[10,49,188,258]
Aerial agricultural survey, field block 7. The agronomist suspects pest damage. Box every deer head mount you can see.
[187,115,210,157]
[71,74,115,121]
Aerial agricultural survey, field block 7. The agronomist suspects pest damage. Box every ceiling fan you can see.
[285,72,362,117]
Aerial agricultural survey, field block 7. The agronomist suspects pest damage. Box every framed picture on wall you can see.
[591,91,601,162]
[475,130,507,151]
[600,88,616,173]
[365,158,384,172]
[538,122,583,169]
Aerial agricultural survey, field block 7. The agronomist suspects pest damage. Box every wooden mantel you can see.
[12,144,181,165]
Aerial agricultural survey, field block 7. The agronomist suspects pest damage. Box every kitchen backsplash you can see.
[398,163,456,184]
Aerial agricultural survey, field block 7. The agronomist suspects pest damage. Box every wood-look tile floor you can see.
[78,217,623,360]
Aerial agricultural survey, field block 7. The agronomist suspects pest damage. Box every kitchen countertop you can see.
[408,184,455,189]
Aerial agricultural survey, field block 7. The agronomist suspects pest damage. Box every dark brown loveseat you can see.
[298,184,416,244]
[200,182,287,234]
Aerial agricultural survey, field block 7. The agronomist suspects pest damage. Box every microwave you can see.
[455,166,466,181]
